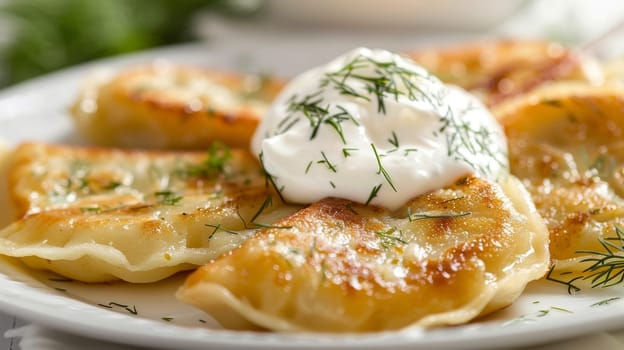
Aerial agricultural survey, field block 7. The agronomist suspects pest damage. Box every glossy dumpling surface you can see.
[0,142,299,283]
[500,85,624,287]
[177,175,549,331]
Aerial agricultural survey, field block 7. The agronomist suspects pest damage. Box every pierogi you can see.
[0,142,299,282]
[499,84,624,287]
[177,175,549,331]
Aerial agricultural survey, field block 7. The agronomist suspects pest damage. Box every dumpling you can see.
[499,84,624,288]
[70,63,284,149]
[0,142,300,283]
[408,40,602,106]
[177,175,549,332]
[0,140,16,227]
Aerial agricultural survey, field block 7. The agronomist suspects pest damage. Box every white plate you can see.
[1,41,624,350]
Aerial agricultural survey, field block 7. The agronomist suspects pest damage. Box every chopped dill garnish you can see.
[407,208,471,222]
[317,151,337,173]
[80,206,101,213]
[365,184,382,205]
[388,131,399,148]
[102,181,122,190]
[329,181,336,189]
[550,306,573,313]
[345,203,358,215]
[536,309,549,317]
[286,93,357,144]
[371,143,396,192]
[438,104,507,178]
[259,151,285,202]
[591,297,620,307]
[403,148,418,156]
[155,190,183,205]
[205,223,239,239]
[97,302,138,315]
[548,225,624,293]
[252,223,293,230]
[181,141,231,178]
[161,317,174,322]
[342,147,358,158]
[305,160,313,174]
[320,54,436,114]
[376,228,407,248]
[250,195,273,224]
[545,265,582,294]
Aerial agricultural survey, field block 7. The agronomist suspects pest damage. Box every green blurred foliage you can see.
[0,0,254,87]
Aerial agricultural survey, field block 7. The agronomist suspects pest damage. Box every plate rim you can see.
[1,42,624,350]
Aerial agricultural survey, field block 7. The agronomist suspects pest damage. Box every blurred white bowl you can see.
[265,0,526,30]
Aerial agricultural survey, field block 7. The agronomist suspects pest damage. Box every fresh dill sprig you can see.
[371,143,397,192]
[342,147,358,158]
[182,141,231,178]
[80,206,102,213]
[97,302,138,315]
[439,104,507,178]
[545,265,582,294]
[388,131,399,148]
[250,195,273,224]
[591,297,620,307]
[545,225,624,293]
[376,227,407,248]
[575,225,624,288]
[407,208,472,222]
[286,93,358,144]
[205,223,239,239]
[317,151,337,173]
[321,54,436,114]
[252,223,293,230]
[345,202,358,215]
[259,151,285,202]
[365,184,382,205]
[154,190,183,205]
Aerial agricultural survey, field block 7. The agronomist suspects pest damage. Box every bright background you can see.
[0,0,623,87]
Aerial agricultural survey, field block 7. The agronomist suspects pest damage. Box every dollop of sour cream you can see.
[251,48,507,210]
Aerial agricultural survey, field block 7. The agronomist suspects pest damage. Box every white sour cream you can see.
[251,48,507,210]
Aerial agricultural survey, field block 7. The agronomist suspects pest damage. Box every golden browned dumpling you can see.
[409,40,601,106]
[499,84,624,288]
[0,140,16,227]
[0,142,299,283]
[177,175,549,332]
[70,64,284,149]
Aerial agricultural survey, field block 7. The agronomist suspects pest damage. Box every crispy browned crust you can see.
[0,142,303,282]
[408,39,595,106]
[70,65,284,149]
[8,142,265,217]
[499,85,624,261]
[178,176,549,332]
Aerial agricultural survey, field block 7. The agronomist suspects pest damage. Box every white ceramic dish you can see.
[1,43,624,350]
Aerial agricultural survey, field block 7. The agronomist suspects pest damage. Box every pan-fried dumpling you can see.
[70,64,284,149]
[408,40,601,106]
[177,175,549,331]
[499,85,624,286]
[0,140,16,227]
[0,142,299,283]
